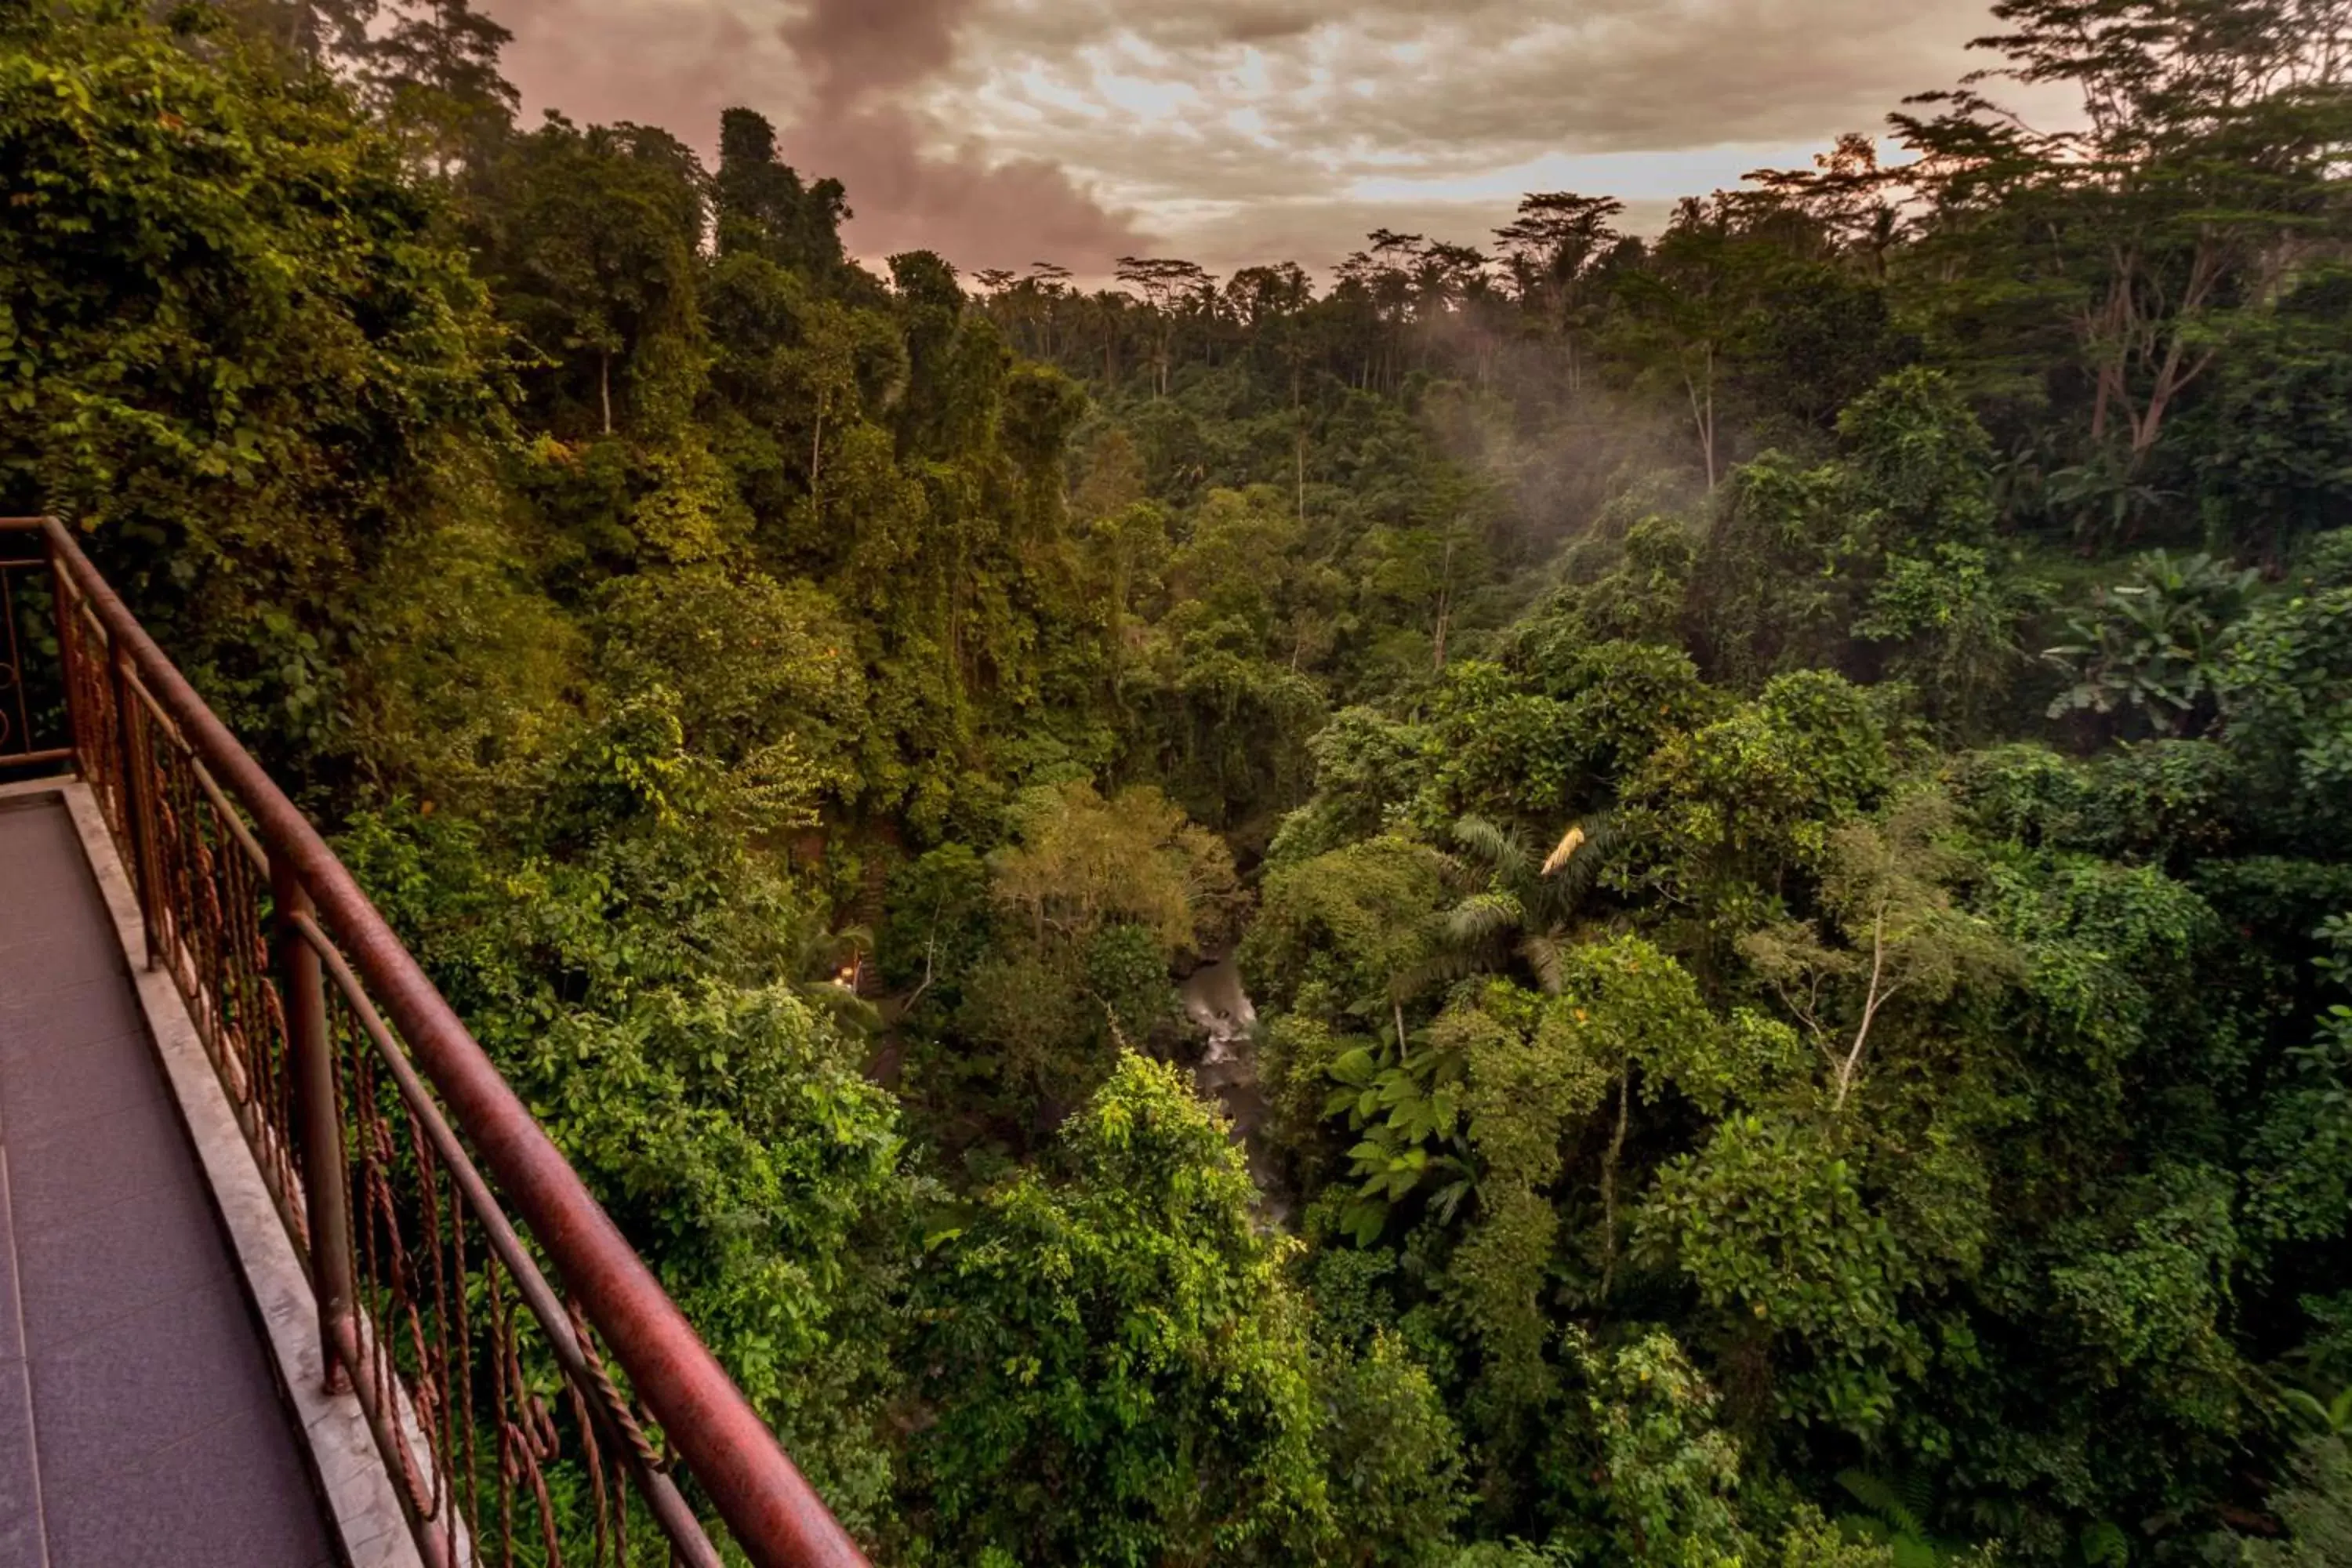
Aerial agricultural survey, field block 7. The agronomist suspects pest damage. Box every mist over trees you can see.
[6,0,2352,1561]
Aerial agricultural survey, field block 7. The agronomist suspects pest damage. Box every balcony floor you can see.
[0,792,339,1567]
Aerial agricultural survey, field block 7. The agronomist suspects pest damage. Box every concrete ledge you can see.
[3,776,424,1568]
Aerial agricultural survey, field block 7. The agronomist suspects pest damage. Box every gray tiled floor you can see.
[0,792,338,1567]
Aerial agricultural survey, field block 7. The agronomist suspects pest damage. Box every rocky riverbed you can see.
[1178,953,1291,1223]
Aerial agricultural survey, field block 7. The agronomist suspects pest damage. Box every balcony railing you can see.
[0,517,867,1568]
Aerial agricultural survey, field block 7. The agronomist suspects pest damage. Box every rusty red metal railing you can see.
[0,518,869,1568]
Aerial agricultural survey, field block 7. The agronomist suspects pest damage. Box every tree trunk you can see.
[598,350,613,437]
[1685,345,1718,492]
[1295,427,1306,526]
[1701,344,1717,491]
[1834,908,1896,1111]
[1432,525,1457,671]
[811,400,825,498]
[1600,1072,1631,1298]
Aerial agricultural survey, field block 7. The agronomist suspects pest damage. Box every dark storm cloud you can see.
[788,105,1159,267]
[774,0,1157,267]
[495,0,1154,272]
[494,0,2032,276]
[495,0,773,146]
[782,0,971,101]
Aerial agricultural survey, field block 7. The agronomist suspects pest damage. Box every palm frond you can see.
[1540,823,1587,878]
[800,983,883,1036]
[1446,891,1525,946]
[1522,934,1566,995]
[1452,815,1534,881]
[1530,811,1620,923]
[1389,946,1484,1002]
[1836,1469,1927,1544]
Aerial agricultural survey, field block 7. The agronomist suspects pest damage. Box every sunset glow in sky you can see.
[488,0,2043,276]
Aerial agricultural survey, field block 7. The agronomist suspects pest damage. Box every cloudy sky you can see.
[488,0,2031,278]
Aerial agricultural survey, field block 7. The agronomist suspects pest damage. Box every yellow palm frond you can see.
[1541,824,1588,878]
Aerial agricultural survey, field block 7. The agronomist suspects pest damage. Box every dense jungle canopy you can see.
[6,0,2352,1561]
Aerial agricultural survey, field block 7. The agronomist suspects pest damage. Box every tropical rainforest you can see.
[6,0,2352,1562]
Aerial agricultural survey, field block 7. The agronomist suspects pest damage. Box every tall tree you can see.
[1896,0,2352,470]
[365,0,517,172]
[475,116,706,435]
[1114,256,1214,397]
[715,107,850,278]
[1494,191,1625,397]
[1611,197,1778,489]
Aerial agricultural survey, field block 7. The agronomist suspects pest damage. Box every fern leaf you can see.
[1453,815,1534,880]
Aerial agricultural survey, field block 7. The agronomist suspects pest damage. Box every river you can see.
[1178,954,1291,1222]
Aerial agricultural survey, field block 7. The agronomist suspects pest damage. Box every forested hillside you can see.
[6,0,2352,1560]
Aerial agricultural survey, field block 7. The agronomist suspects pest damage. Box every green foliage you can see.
[1739,790,2014,1111]
[1082,921,1177,1046]
[1244,834,1450,1020]
[913,1053,1330,1565]
[2045,1164,2238,1385]
[1857,544,2048,739]
[1617,670,1900,936]
[1642,1114,1926,1430]
[994,780,1239,956]
[2045,551,2260,739]
[2223,1436,2352,1567]
[713,107,848,278]
[524,982,908,1519]
[1316,1331,1471,1567]
[1416,662,1581,828]
[1,0,502,748]
[336,798,912,1525]
[1325,1014,1477,1243]
[1692,370,2002,687]
[471,113,705,438]
[1269,706,1432,862]
[1777,1507,1900,1568]
[2195,267,2352,556]
[2246,917,2352,1245]
[1834,1470,1976,1567]
[1552,1327,1750,1568]
[1414,811,1619,998]
[1511,519,1703,684]
[1837,368,1998,543]
[877,844,993,1007]
[1549,641,1726,782]
[2218,539,2352,851]
[591,565,862,778]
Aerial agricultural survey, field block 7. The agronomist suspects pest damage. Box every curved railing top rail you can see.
[3,517,866,1568]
